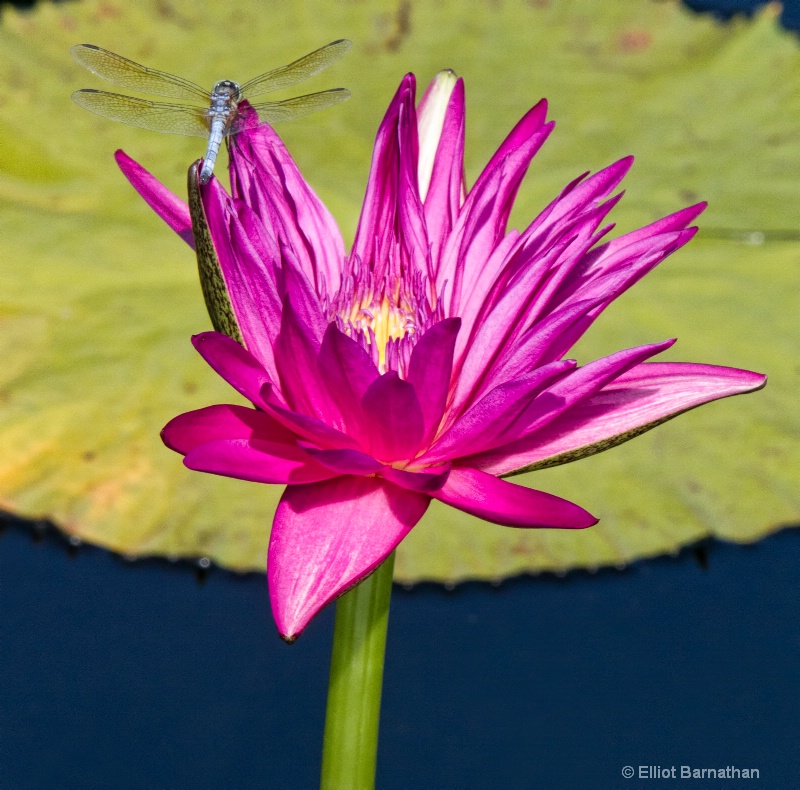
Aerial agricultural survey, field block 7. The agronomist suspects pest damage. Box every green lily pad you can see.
[0,0,796,582]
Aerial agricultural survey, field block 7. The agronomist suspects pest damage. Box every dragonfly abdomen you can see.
[200,111,234,184]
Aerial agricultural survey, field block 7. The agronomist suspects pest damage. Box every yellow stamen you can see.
[347,294,415,369]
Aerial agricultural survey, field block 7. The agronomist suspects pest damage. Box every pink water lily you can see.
[117,71,765,641]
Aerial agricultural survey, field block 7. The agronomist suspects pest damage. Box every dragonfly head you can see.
[211,80,242,101]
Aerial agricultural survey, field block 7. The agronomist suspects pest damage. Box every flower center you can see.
[345,292,416,370]
[324,257,443,376]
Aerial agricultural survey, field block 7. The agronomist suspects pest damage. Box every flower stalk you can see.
[320,552,395,790]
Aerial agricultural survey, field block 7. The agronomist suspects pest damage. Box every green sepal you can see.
[187,161,244,344]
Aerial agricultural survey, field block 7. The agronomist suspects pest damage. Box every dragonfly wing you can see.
[71,44,208,101]
[247,89,351,124]
[72,90,211,137]
[239,39,352,99]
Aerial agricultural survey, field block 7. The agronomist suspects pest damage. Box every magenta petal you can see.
[465,296,608,406]
[477,99,549,189]
[199,178,281,380]
[588,202,706,263]
[361,371,425,461]
[435,467,597,529]
[192,332,272,409]
[498,339,677,444]
[421,77,465,263]
[228,118,347,293]
[351,75,418,275]
[473,362,768,476]
[262,396,361,452]
[439,116,555,313]
[280,249,330,342]
[407,318,460,443]
[184,438,336,485]
[381,464,451,493]
[304,448,384,476]
[426,359,576,462]
[274,299,342,427]
[114,150,194,248]
[269,476,430,640]
[520,158,634,253]
[161,403,295,454]
[317,325,380,443]
[562,229,698,308]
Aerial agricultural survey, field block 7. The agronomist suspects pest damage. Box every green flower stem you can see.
[320,552,395,790]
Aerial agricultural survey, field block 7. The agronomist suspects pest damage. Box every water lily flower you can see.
[117,71,765,641]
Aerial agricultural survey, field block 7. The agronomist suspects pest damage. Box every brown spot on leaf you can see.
[383,0,412,52]
[96,3,122,20]
[617,30,652,53]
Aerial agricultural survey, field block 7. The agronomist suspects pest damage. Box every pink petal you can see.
[269,476,430,640]
[161,403,295,454]
[451,226,602,411]
[464,296,608,407]
[425,360,576,463]
[192,332,272,409]
[486,339,677,448]
[584,202,706,269]
[380,463,451,493]
[407,318,461,443]
[228,114,347,293]
[304,448,383,476]
[317,324,380,444]
[439,110,554,313]
[184,438,336,485]
[555,229,698,311]
[280,247,330,341]
[478,99,549,190]
[520,158,634,253]
[361,371,425,461]
[114,150,194,248]
[274,299,342,428]
[199,179,282,382]
[420,76,466,265]
[473,362,768,476]
[262,396,361,452]
[434,467,597,529]
[351,75,416,274]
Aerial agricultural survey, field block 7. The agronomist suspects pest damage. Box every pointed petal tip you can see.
[114,149,195,248]
[268,478,428,641]
[190,331,220,350]
[160,424,180,454]
[612,155,635,178]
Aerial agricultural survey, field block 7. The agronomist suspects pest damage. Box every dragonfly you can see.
[71,39,352,183]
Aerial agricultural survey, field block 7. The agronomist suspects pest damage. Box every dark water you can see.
[2,520,799,789]
[683,0,800,31]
